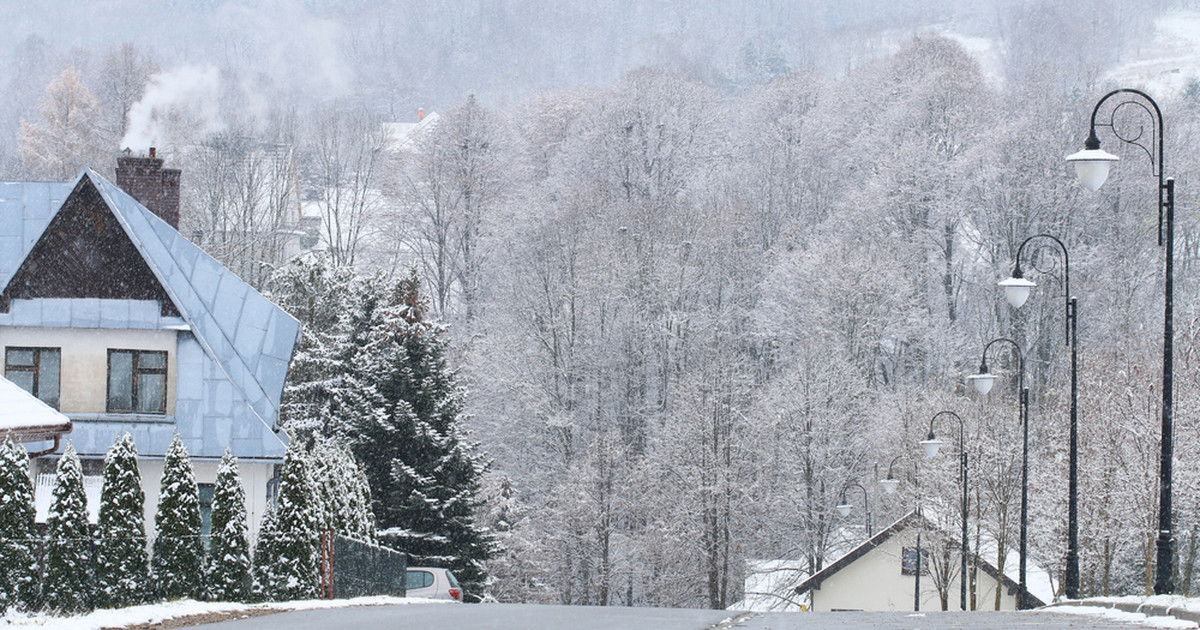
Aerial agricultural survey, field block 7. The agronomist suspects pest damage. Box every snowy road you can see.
[192,604,1188,629]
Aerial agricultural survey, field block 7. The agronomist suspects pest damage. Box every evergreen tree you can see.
[251,499,278,602]
[95,433,148,608]
[0,438,39,613]
[252,441,319,601]
[267,254,361,438]
[346,273,496,597]
[43,442,93,614]
[153,435,204,600]
[207,449,251,601]
[310,440,374,541]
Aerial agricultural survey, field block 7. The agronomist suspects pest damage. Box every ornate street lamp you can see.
[971,338,1031,608]
[1002,233,1081,599]
[924,411,969,611]
[1067,88,1176,595]
[836,482,872,537]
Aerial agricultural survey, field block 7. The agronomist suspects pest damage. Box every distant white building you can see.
[781,511,1049,612]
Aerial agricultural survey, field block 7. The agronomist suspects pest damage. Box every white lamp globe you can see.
[999,276,1037,309]
[967,372,997,395]
[920,437,944,458]
[836,503,852,518]
[1066,148,1119,192]
[879,478,900,494]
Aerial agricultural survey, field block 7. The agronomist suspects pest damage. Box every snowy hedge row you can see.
[0,434,373,615]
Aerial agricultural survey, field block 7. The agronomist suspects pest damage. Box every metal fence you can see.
[319,531,407,599]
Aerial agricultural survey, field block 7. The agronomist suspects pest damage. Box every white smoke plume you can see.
[121,64,224,153]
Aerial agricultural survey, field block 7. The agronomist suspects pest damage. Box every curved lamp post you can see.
[836,481,873,537]
[1067,88,1176,595]
[1002,233,1081,599]
[924,411,969,611]
[969,337,1030,608]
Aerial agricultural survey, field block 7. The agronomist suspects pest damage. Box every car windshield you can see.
[446,571,460,588]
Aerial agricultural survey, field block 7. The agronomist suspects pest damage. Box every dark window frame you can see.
[106,349,168,414]
[5,346,61,409]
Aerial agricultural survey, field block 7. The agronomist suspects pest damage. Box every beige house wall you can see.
[138,458,274,538]
[7,326,277,535]
[809,531,1020,612]
[0,326,178,415]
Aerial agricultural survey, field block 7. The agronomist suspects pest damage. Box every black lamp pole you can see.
[1006,234,1080,599]
[1071,88,1175,595]
[971,338,1029,608]
[925,411,969,611]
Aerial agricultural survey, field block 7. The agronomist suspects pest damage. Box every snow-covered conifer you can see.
[153,435,204,600]
[95,433,148,608]
[309,441,373,541]
[347,273,495,597]
[251,499,278,602]
[0,437,39,613]
[43,442,93,613]
[252,441,319,601]
[207,449,251,602]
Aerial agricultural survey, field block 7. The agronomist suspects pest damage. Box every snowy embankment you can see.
[1,595,446,629]
[1046,595,1200,629]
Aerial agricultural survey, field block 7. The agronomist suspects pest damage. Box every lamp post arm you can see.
[1014,233,1074,346]
[981,337,1025,400]
[1088,88,1166,244]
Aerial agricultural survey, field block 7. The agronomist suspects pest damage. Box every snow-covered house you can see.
[0,156,299,535]
[787,511,1049,612]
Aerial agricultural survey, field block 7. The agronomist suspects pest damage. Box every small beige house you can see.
[793,511,1047,612]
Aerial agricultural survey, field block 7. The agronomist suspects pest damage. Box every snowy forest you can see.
[6,0,1200,611]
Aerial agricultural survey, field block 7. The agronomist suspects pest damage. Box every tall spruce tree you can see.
[44,442,94,614]
[153,436,204,600]
[0,438,39,613]
[95,433,148,608]
[252,441,319,601]
[346,273,496,597]
[207,449,251,601]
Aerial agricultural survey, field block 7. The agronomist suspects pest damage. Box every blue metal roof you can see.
[0,170,300,459]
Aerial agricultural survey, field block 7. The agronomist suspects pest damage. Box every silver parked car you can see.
[406,566,464,602]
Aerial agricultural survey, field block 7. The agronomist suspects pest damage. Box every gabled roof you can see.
[792,510,1046,608]
[0,375,71,442]
[0,170,300,436]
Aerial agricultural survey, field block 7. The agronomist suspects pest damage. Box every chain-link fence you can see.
[319,531,407,599]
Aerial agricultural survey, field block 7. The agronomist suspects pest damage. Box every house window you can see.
[107,349,167,414]
[901,547,930,576]
[5,347,61,409]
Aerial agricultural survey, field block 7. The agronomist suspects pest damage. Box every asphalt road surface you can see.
[195,604,1183,629]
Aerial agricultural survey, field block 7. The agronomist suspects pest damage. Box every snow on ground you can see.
[1047,605,1197,629]
[0,596,446,629]
[1106,10,1200,97]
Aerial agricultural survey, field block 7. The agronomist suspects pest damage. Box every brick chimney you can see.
[115,147,182,229]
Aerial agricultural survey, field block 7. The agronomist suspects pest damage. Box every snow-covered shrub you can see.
[207,448,251,602]
[251,441,319,601]
[153,435,204,600]
[44,442,94,613]
[95,433,149,608]
[0,437,39,612]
